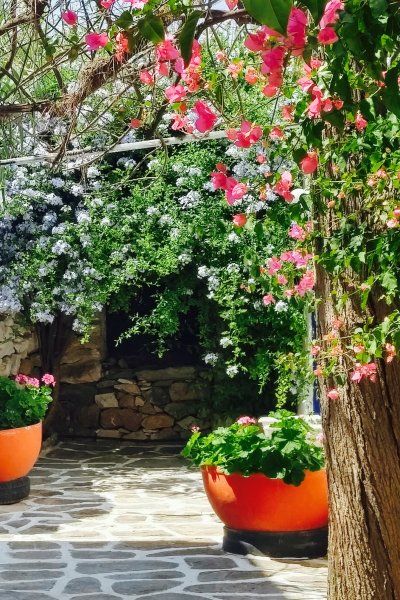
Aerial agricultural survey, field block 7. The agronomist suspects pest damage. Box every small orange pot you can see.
[202,466,328,532]
[0,422,42,482]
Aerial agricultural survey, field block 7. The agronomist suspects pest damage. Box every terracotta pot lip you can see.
[0,421,42,435]
[201,465,326,477]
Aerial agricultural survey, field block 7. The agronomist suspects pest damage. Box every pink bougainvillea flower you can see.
[225,0,238,8]
[231,182,248,200]
[215,50,227,62]
[139,70,154,85]
[310,57,323,69]
[227,61,244,79]
[193,101,217,133]
[232,213,247,227]
[157,61,170,76]
[300,151,319,174]
[355,112,368,131]
[115,32,129,62]
[266,257,282,275]
[42,373,56,387]
[286,7,308,55]
[281,249,312,269]
[261,46,286,74]
[282,104,295,121]
[85,32,109,51]
[62,10,78,26]
[385,343,397,363]
[328,388,339,400]
[245,26,283,52]
[269,126,284,140]
[227,121,263,148]
[123,0,148,6]
[156,38,180,62]
[171,113,194,133]
[289,222,307,241]
[245,67,258,84]
[262,293,275,306]
[320,0,344,28]
[318,26,339,45]
[295,270,315,296]
[211,170,228,190]
[307,96,323,119]
[273,171,294,202]
[165,84,187,103]
[237,416,258,425]
[351,362,378,383]
[101,0,114,7]
[130,118,142,129]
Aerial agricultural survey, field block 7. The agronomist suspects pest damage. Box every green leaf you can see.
[116,10,133,29]
[370,0,387,18]
[323,110,345,130]
[299,0,326,22]
[178,10,202,66]
[242,0,292,33]
[138,14,165,43]
[382,65,400,118]
[382,270,397,295]
[292,148,307,165]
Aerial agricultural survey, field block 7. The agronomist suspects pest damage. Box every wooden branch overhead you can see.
[0,130,228,166]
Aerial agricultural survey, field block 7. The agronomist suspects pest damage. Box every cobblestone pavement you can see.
[0,440,327,599]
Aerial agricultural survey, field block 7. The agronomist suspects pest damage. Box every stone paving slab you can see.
[0,440,327,599]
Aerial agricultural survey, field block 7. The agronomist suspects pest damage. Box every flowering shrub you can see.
[182,410,325,486]
[0,374,55,430]
[0,141,309,413]
[94,142,310,407]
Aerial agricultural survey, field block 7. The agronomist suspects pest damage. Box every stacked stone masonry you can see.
[0,315,39,378]
[60,364,211,441]
[0,315,211,441]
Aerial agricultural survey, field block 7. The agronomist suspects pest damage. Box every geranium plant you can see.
[0,374,55,430]
[182,410,324,486]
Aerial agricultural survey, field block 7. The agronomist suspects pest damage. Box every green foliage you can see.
[182,410,325,486]
[137,14,165,43]
[243,0,292,33]
[0,377,52,430]
[179,10,202,66]
[92,142,309,409]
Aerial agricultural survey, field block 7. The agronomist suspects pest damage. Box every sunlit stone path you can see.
[0,440,327,599]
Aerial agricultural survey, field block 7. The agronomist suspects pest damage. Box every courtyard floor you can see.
[0,440,327,599]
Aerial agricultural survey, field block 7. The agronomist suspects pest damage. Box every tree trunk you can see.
[36,312,73,438]
[316,262,400,599]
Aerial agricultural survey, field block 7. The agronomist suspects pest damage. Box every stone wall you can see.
[0,313,211,441]
[0,315,39,377]
[59,363,211,441]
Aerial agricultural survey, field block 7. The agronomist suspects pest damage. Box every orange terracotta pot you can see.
[202,466,328,532]
[0,422,42,482]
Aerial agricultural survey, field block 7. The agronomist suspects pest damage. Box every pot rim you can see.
[201,464,326,477]
[0,421,42,435]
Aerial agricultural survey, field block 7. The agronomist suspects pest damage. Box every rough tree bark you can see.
[36,312,73,438]
[316,239,400,598]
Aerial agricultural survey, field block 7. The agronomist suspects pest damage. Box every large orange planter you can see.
[202,466,328,532]
[0,422,42,482]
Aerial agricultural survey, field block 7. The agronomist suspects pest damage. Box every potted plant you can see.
[0,373,54,504]
[182,410,328,558]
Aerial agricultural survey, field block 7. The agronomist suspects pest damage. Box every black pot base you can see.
[0,476,30,505]
[223,525,328,559]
